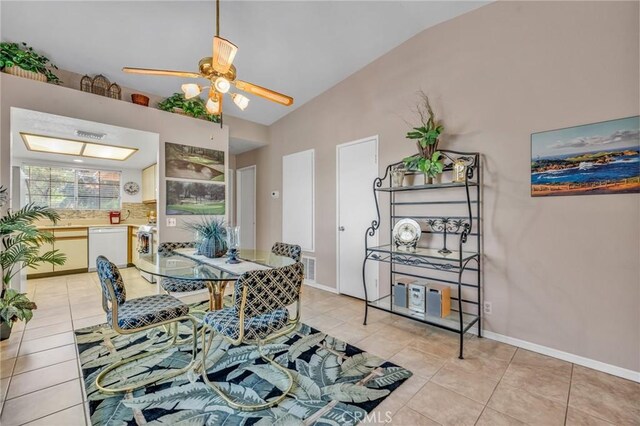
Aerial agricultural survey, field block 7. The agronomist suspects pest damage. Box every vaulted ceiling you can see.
[1,1,486,125]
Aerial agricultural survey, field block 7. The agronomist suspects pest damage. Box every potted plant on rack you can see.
[0,187,66,340]
[158,92,221,123]
[185,217,228,258]
[0,42,61,84]
[403,91,444,184]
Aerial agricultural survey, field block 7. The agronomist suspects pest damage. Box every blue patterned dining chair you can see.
[95,255,199,394]
[271,242,302,262]
[200,262,304,411]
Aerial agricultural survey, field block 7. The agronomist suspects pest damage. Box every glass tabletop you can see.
[134,248,296,282]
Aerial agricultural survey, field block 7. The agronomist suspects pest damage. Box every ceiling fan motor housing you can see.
[199,58,237,82]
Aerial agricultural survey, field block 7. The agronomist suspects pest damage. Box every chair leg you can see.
[200,326,294,411]
[95,316,199,395]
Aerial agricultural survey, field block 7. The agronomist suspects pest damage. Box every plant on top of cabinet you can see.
[402,91,445,184]
[158,92,221,123]
[0,186,66,339]
[0,42,61,84]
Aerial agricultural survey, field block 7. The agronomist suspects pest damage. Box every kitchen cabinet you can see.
[54,228,88,272]
[130,234,140,264]
[142,164,157,204]
[28,227,88,277]
[30,239,54,275]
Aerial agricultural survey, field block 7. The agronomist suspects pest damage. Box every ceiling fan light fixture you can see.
[181,83,202,99]
[231,93,249,111]
[206,94,221,115]
[214,77,231,94]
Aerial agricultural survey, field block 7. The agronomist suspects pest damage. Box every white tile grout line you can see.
[17,402,86,426]
[0,278,82,423]
[68,279,91,426]
[472,345,518,425]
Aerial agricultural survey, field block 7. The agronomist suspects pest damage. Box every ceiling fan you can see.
[122,0,293,118]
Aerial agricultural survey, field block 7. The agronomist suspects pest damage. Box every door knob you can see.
[339,226,345,231]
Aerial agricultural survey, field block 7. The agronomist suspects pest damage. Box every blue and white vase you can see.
[197,237,227,258]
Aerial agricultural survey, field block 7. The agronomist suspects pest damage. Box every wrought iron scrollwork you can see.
[390,253,456,270]
[439,150,478,180]
[424,217,470,254]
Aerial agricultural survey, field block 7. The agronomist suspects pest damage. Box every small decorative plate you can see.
[393,218,421,251]
[123,181,140,195]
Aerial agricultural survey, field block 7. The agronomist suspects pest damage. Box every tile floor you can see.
[0,270,639,425]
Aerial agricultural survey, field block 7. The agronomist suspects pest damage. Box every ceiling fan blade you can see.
[122,67,201,78]
[234,80,293,106]
[212,36,238,74]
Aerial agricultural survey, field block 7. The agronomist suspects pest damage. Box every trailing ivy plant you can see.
[0,42,61,84]
[158,92,221,123]
[403,151,444,179]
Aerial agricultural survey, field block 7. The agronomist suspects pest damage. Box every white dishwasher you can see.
[89,227,128,271]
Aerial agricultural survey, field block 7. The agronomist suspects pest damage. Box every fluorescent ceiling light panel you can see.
[21,133,84,155]
[82,143,136,161]
[20,133,138,161]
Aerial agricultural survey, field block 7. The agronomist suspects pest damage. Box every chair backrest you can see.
[271,242,302,262]
[158,241,196,254]
[96,255,127,307]
[234,262,304,318]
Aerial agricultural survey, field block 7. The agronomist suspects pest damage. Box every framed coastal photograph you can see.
[531,116,640,197]
[165,142,225,182]
[166,180,225,215]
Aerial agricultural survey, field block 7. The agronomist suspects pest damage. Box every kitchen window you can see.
[23,165,121,210]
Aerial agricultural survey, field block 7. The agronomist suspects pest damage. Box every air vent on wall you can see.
[302,256,316,283]
[75,130,106,140]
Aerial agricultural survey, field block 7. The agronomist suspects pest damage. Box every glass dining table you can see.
[134,248,295,311]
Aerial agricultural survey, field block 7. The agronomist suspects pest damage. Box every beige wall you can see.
[237,1,640,372]
[0,73,228,242]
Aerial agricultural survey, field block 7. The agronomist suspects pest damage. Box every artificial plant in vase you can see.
[403,91,444,184]
[0,187,66,340]
[0,42,61,84]
[185,217,228,258]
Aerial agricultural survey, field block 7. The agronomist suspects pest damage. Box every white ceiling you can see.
[11,108,159,170]
[1,1,487,126]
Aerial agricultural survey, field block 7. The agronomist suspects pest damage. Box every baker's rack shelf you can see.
[362,149,481,359]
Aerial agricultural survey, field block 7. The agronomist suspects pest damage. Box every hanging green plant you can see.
[158,92,221,123]
[0,42,61,84]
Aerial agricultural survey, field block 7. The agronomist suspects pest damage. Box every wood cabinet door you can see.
[131,236,140,263]
[142,164,157,203]
[54,238,88,271]
[30,241,55,274]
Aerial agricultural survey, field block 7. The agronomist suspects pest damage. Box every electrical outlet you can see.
[483,302,492,315]
[166,218,177,227]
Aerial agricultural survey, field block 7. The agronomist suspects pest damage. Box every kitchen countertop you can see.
[36,223,155,230]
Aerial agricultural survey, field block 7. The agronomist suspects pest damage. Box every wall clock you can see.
[123,181,140,196]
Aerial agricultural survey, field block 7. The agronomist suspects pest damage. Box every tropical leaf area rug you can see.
[76,306,412,426]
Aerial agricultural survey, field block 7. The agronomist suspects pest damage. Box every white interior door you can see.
[337,136,379,299]
[237,166,256,250]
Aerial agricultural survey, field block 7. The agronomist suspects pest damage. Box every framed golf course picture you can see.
[166,180,225,215]
[164,141,226,215]
[531,116,640,197]
[165,142,225,182]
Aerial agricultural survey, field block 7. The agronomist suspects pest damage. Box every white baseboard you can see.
[303,280,339,294]
[482,330,640,383]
